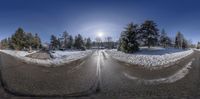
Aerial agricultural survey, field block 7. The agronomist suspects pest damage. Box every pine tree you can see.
[175,32,184,49]
[11,27,27,50]
[140,20,159,48]
[7,37,12,48]
[68,35,73,49]
[2,28,42,50]
[117,38,122,51]
[62,31,68,49]
[182,38,188,49]
[26,32,34,50]
[74,34,85,50]
[33,33,41,50]
[160,29,171,48]
[50,35,59,50]
[119,23,139,53]
[197,42,200,49]
[1,38,9,49]
[85,38,91,49]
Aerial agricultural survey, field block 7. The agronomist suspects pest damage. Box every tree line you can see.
[118,20,190,53]
[0,20,194,52]
[1,28,41,50]
[0,28,92,51]
[50,31,92,51]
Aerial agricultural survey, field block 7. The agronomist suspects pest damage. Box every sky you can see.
[0,0,200,43]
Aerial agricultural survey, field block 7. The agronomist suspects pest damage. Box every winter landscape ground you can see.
[106,47,193,69]
[0,50,93,67]
[0,48,200,99]
[1,0,200,99]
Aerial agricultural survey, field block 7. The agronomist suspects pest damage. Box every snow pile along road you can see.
[123,58,194,84]
[0,50,93,67]
[50,50,93,65]
[106,48,193,69]
[0,50,37,56]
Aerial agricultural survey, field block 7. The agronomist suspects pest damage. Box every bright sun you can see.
[97,32,104,37]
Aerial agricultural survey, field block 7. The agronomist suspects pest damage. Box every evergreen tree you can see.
[182,38,188,49]
[50,35,59,50]
[85,38,91,49]
[119,23,139,53]
[117,38,122,51]
[68,35,73,49]
[160,29,171,48]
[1,38,9,49]
[33,33,41,50]
[74,34,85,50]
[140,20,159,48]
[7,37,12,48]
[197,42,200,49]
[11,27,27,50]
[62,31,69,49]
[175,32,184,49]
[2,28,42,50]
[25,32,34,50]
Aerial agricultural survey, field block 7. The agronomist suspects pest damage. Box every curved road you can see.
[0,50,200,99]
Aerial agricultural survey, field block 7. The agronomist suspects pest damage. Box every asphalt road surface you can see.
[0,50,200,99]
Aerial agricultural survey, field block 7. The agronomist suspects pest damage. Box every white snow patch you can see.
[194,49,200,51]
[51,51,86,59]
[106,47,193,69]
[0,50,37,57]
[124,58,194,84]
[0,50,93,67]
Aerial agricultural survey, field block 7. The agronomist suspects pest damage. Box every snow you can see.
[0,50,37,57]
[123,58,194,84]
[106,47,193,69]
[138,47,186,55]
[194,49,200,51]
[0,50,93,67]
[51,51,85,59]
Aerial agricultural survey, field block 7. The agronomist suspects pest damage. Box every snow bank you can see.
[0,50,93,67]
[138,47,186,55]
[106,48,193,69]
[51,51,85,59]
[0,50,37,57]
[194,49,200,51]
[124,58,194,84]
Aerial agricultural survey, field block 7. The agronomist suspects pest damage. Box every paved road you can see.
[0,50,200,99]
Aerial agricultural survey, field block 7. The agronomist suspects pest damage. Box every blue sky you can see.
[0,0,200,43]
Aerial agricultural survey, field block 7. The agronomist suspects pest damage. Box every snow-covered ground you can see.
[51,50,87,59]
[194,49,200,51]
[0,50,93,67]
[138,47,187,55]
[106,47,194,70]
[123,58,195,84]
[0,50,37,57]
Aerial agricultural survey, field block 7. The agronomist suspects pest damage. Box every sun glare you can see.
[97,32,104,37]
